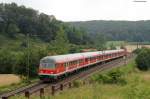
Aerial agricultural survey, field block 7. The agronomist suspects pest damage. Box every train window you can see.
[67,62,69,66]
[70,61,72,65]
[77,60,79,65]
[99,56,101,59]
[67,62,69,67]
[90,57,92,61]
[79,60,81,63]
[48,63,55,69]
[79,59,82,63]
[97,56,99,59]
[69,61,72,66]
[74,61,76,65]
[85,58,88,62]
[40,63,55,69]
[64,63,67,67]
[74,61,77,65]
[101,55,102,58]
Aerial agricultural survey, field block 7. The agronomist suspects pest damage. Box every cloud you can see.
[1,0,150,21]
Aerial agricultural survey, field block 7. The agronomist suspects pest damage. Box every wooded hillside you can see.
[68,20,150,42]
[0,3,106,75]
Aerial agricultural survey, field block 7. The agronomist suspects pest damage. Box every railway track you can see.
[0,54,134,99]
[0,81,45,98]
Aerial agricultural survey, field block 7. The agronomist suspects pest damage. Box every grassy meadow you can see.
[10,60,150,99]
[0,74,20,87]
[0,76,38,93]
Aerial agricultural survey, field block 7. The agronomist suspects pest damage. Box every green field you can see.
[106,41,125,47]
[10,60,150,99]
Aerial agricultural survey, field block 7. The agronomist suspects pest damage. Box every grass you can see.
[10,60,150,99]
[0,76,38,93]
[1,66,147,98]
[0,74,20,87]
[106,41,150,52]
[47,61,150,99]
[125,44,150,52]
[106,41,125,47]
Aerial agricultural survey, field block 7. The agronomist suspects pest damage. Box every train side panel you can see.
[38,49,126,81]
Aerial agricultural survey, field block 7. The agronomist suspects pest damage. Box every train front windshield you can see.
[40,60,55,69]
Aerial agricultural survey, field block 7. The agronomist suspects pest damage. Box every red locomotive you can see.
[38,49,126,81]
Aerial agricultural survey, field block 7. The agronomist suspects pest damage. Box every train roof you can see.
[41,53,83,63]
[40,49,124,63]
[104,49,124,54]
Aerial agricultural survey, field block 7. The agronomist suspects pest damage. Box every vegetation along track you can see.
[0,54,134,99]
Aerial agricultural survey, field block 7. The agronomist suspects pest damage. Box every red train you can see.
[38,49,126,81]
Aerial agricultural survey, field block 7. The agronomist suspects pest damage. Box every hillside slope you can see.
[68,20,150,42]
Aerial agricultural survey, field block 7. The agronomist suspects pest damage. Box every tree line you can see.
[0,3,83,43]
[69,20,150,42]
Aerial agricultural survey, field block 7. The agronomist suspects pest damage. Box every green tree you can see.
[0,50,15,73]
[7,23,19,37]
[91,33,106,50]
[14,48,48,77]
[135,48,150,71]
[48,26,69,54]
[110,43,116,50]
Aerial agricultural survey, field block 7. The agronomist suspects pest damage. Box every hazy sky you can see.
[1,0,150,21]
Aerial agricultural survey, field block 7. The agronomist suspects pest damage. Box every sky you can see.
[0,0,150,22]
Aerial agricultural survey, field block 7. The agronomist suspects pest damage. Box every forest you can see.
[69,20,150,42]
[0,3,106,76]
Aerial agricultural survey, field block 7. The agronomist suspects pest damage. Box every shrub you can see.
[133,48,142,54]
[92,69,127,85]
[0,49,16,73]
[107,69,123,83]
[135,48,150,71]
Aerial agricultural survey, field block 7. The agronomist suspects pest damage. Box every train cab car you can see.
[38,53,84,80]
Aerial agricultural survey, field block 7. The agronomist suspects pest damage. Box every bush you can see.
[107,69,126,85]
[133,48,142,54]
[0,49,16,73]
[135,48,150,71]
[92,69,127,85]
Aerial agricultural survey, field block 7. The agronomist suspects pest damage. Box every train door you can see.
[56,63,64,73]
[85,58,88,65]
[80,59,84,66]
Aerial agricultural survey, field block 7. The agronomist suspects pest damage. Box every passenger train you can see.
[38,49,126,81]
